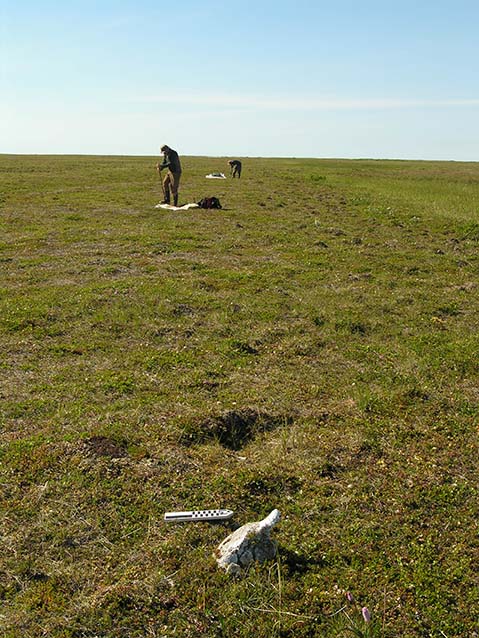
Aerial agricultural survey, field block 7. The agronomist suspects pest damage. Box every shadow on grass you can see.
[179,408,294,450]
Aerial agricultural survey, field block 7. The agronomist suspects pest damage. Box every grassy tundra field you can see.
[1,154,478,637]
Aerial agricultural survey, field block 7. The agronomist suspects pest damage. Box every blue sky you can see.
[2,0,479,159]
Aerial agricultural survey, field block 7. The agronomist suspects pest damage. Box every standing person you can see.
[228,159,242,178]
[157,144,182,206]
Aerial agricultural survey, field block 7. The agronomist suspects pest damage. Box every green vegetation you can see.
[1,154,478,637]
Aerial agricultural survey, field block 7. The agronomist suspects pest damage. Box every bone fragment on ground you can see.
[215,509,280,575]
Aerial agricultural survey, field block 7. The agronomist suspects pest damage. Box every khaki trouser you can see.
[163,171,181,205]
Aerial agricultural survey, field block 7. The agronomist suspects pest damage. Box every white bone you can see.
[215,509,280,575]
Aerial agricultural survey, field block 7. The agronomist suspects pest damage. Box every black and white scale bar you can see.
[164,509,234,522]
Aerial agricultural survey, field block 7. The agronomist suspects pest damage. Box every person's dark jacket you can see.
[160,148,182,174]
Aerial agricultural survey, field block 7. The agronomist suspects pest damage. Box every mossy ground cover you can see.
[1,154,478,637]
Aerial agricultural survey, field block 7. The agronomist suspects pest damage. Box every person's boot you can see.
[173,193,178,207]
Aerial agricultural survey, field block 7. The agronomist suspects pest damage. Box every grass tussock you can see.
[0,154,478,637]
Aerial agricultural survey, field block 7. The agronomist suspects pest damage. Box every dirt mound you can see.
[83,435,128,458]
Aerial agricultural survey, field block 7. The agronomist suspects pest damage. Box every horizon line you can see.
[1,152,478,163]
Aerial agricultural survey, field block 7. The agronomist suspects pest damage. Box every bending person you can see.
[228,159,242,178]
[157,145,182,206]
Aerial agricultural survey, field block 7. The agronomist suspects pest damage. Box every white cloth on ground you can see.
[155,203,200,210]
